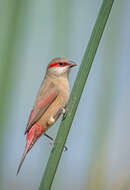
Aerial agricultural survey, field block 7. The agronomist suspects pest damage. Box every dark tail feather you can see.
[17,137,37,175]
[16,147,29,175]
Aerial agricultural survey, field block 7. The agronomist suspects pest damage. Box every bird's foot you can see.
[52,107,66,121]
[44,133,68,151]
[47,107,66,126]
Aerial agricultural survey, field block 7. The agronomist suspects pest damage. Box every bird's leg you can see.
[46,107,67,151]
[53,107,66,120]
[44,133,54,142]
[44,133,68,151]
[47,107,66,126]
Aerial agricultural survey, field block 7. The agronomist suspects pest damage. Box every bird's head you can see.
[47,57,76,77]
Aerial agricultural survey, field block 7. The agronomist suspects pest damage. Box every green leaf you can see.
[39,0,114,189]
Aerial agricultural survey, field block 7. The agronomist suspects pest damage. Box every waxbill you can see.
[17,57,76,174]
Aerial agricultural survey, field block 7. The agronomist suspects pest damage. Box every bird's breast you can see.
[38,79,70,132]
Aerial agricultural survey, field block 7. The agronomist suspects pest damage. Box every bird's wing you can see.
[25,82,59,134]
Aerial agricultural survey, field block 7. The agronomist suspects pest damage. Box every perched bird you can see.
[17,57,76,174]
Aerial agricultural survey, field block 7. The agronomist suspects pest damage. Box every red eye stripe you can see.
[48,62,68,68]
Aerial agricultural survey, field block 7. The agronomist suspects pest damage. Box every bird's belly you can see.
[37,93,68,132]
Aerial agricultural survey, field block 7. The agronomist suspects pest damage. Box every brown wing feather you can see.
[25,82,59,134]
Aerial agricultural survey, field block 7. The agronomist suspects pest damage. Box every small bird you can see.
[17,57,76,174]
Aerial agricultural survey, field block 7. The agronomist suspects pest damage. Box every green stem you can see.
[39,0,114,189]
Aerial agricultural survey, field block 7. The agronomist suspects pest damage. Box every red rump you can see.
[26,122,43,142]
[35,122,43,135]
[48,62,68,68]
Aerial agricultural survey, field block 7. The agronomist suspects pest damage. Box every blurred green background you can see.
[0,0,130,189]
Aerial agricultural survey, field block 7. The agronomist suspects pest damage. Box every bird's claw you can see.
[44,133,68,151]
[62,109,67,120]
[49,140,68,151]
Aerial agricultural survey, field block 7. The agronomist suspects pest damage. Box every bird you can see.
[17,57,76,175]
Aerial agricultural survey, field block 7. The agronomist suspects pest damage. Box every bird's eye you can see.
[58,62,64,66]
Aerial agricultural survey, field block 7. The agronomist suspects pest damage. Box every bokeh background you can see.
[0,0,130,189]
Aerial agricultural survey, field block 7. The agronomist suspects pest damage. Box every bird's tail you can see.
[17,144,29,175]
[17,123,43,175]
